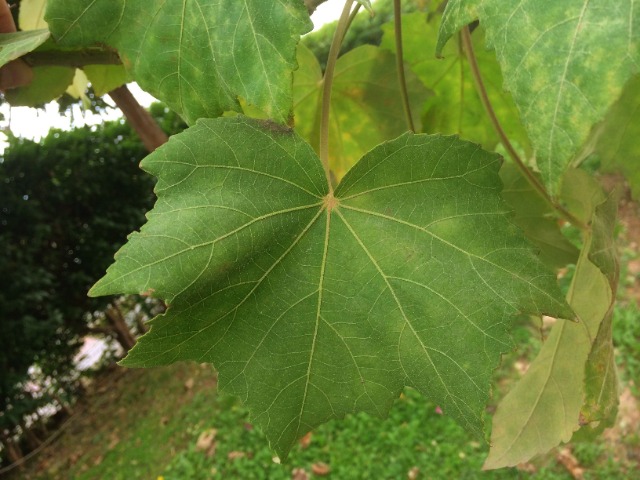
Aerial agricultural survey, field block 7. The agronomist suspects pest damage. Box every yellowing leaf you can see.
[66,68,89,106]
[484,174,618,469]
[438,0,640,194]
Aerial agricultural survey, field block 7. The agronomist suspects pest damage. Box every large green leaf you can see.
[381,12,528,153]
[91,116,572,458]
[437,0,640,194]
[293,44,428,180]
[484,173,618,469]
[45,0,312,124]
[0,30,50,69]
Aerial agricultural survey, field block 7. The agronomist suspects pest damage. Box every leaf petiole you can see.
[319,0,359,194]
[393,0,415,132]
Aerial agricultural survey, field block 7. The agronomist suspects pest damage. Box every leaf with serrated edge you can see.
[0,30,49,69]
[91,116,572,458]
[45,0,312,124]
[294,44,429,180]
[484,174,618,469]
[437,0,640,194]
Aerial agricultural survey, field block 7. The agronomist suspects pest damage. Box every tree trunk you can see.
[105,304,137,351]
[20,422,41,451]
[52,394,74,417]
[0,433,23,469]
[108,84,168,152]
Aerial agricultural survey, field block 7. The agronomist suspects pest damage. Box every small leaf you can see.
[381,12,528,153]
[438,0,640,194]
[65,68,89,103]
[83,65,128,97]
[45,0,312,124]
[92,116,571,458]
[294,44,429,179]
[19,0,49,30]
[484,175,618,469]
[4,66,74,106]
[0,30,50,69]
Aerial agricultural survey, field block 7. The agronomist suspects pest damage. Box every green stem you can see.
[320,0,357,194]
[393,0,415,132]
[461,27,589,231]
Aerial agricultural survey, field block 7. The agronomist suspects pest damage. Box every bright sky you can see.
[0,1,346,147]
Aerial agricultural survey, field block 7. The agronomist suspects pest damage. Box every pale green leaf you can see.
[4,66,74,106]
[90,116,571,458]
[19,0,48,30]
[45,0,312,124]
[65,68,89,103]
[577,193,619,438]
[0,30,50,69]
[485,176,618,469]
[381,12,528,153]
[293,44,429,180]
[83,65,128,97]
[438,0,640,194]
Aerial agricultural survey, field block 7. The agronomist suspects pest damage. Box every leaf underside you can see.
[0,30,50,69]
[438,0,640,194]
[91,116,571,458]
[484,174,619,469]
[45,0,312,124]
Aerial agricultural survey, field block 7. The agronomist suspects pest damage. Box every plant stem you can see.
[460,27,589,231]
[393,0,415,132]
[23,49,122,68]
[320,0,357,194]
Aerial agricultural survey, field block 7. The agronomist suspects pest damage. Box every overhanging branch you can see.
[22,50,122,68]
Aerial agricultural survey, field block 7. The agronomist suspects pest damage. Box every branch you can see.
[108,84,168,152]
